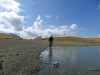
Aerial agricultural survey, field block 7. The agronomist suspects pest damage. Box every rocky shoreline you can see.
[0,39,48,75]
[0,38,100,75]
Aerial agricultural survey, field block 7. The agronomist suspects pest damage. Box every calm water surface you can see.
[38,46,100,75]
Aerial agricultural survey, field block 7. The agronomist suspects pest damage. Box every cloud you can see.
[33,15,43,29]
[45,15,52,19]
[69,24,78,30]
[0,0,24,31]
[98,4,100,9]
[0,0,21,13]
[98,34,100,37]
[36,15,41,20]
[0,11,24,31]
[0,0,80,39]
[21,23,78,39]
[42,24,78,37]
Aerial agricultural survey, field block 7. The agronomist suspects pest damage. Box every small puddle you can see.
[38,46,100,75]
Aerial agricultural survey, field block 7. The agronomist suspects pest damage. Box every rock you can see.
[0,60,3,63]
[16,53,19,55]
[33,47,35,49]
[11,61,14,62]
[88,68,100,71]
[0,54,2,57]
[19,70,24,73]
[9,55,12,56]
[0,60,3,70]
[5,50,8,52]
[52,62,59,68]
[0,63,3,70]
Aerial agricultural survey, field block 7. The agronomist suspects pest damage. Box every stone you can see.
[0,60,3,70]
[52,62,59,68]
[0,60,3,63]
[0,54,2,57]
[16,53,19,55]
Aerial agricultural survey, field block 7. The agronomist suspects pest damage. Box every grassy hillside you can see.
[0,34,100,43]
[42,36,100,43]
[0,34,21,39]
[53,36,100,43]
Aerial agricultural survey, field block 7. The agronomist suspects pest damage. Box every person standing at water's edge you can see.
[48,36,53,47]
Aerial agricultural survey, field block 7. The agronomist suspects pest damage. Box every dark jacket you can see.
[48,36,53,42]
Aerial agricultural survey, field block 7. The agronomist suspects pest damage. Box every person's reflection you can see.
[48,47,53,64]
[49,47,52,56]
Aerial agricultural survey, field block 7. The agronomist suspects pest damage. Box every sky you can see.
[0,0,100,39]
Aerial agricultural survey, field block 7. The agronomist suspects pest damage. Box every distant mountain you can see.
[35,36,42,39]
[8,33,21,39]
[0,33,22,39]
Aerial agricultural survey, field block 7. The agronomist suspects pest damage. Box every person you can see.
[48,36,53,47]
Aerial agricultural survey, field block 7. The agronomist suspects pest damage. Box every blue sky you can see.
[0,0,100,38]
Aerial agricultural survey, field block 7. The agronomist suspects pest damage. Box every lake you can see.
[38,46,100,75]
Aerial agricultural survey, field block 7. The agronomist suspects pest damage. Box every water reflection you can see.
[49,47,52,57]
[39,46,100,75]
[48,47,53,64]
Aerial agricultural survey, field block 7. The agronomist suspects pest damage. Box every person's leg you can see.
[49,42,51,47]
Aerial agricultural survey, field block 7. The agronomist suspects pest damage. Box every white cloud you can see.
[36,15,41,20]
[98,3,100,9]
[69,24,78,30]
[41,25,77,38]
[33,15,43,29]
[45,15,59,19]
[98,34,100,37]
[0,0,21,13]
[0,11,24,31]
[21,23,78,39]
[0,24,5,29]
[0,0,24,31]
[45,15,52,19]
[0,0,80,39]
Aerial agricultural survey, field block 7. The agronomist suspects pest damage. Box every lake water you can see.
[38,46,100,75]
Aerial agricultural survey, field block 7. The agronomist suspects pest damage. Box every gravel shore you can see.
[0,38,48,75]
